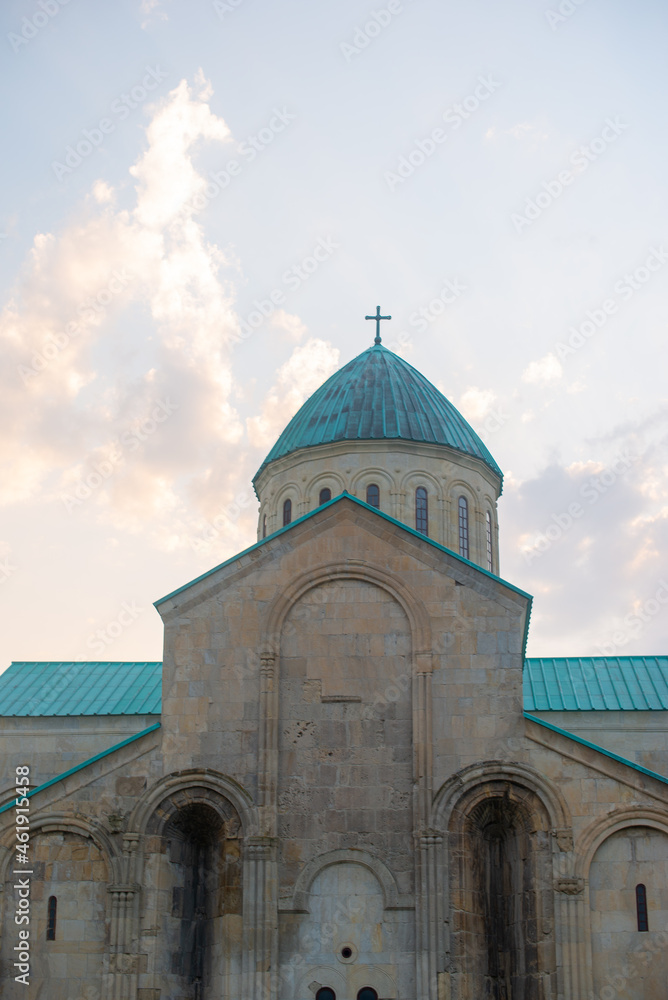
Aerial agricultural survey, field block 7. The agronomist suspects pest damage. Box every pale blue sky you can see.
[1,0,667,666]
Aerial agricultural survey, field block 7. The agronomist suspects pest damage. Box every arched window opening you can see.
[316,989,337,1000]
[262,514,267,538]
[458,496,469,559]
[415,487,428,535]
[366,483,380,508]
[46,895,57,940]
[636,883,649,931]
[486,510,493,572]
[357,989,379,1000]
[319,487,332,505]
[282,498,292,526]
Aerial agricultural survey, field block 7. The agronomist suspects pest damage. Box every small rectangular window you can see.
[636,883,649,932]
[46,896,57,940]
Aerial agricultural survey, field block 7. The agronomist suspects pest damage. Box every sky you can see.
[1,0,667,668]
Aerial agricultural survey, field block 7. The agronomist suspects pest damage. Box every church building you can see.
[1,322,667,999]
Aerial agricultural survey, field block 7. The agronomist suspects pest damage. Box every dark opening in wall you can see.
[46,895,57,940]
[636,883,649,932]
[453,788,556,1000]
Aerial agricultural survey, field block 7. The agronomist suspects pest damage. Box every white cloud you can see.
[0,77,274,550]
[521,353,563,384]
[246,338,340,448]
[457,386,497,422]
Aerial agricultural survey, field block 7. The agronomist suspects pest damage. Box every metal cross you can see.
[365,305,391,344]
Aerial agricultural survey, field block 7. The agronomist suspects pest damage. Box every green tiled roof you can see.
[2,656,667,719]
[0,662,161,716]
[524,656,668,711]
[253,343,503,486]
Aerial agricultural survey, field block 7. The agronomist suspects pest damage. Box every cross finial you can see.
[365,305,391,344]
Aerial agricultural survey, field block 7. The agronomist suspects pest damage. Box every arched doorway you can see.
[449,782,556,999]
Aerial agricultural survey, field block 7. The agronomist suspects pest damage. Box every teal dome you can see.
[254,343,503,484]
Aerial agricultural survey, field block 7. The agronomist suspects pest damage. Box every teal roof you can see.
[524,656,668,711]
[2,655,668,719]
[0,662,161,716]
[253,344,503,486]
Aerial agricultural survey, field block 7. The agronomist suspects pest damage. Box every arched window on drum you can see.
[458,496,469,559]
[486,510,493,571]
[415,487,428,535]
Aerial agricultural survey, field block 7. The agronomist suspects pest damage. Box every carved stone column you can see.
[243,836,279,1000]
[258,654,278,838]
[414,654,439,1000]
[554,876,588,1000]
[107,886,139,999]
[416,830,445,1000]
[106,833,141,1000]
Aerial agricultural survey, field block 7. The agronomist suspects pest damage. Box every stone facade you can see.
[0,494,666,999]
[253,438,501,572]
[1,337,667,1000]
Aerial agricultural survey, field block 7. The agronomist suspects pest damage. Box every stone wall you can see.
[253,438,501,571]
[589,826,668,997]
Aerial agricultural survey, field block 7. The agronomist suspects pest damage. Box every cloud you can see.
[246,339,340,448]
[521,353,563,384]
[0,76,291,552]
[457,386,497,422]
[502,429,668,656]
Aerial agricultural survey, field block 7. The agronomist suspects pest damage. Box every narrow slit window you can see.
[282,498,292,526]
[415,487,428,535]
[636,883,649,931]
[47,896,57,940]
[366,483,380,508]
[486,510,493,571]
[458,496,469,559]
[262,514,267,538]
[319,488,332,505]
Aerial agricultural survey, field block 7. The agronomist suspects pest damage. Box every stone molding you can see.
[555,877,584,895]
[432,759,572,834]
[261,559,433,656]
[574,805,668,880]
[553,828,574,852]
[0,810,118,883]
[284,848,413,913]
[128,767,257,837]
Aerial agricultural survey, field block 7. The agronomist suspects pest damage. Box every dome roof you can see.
[253,343,503,484]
